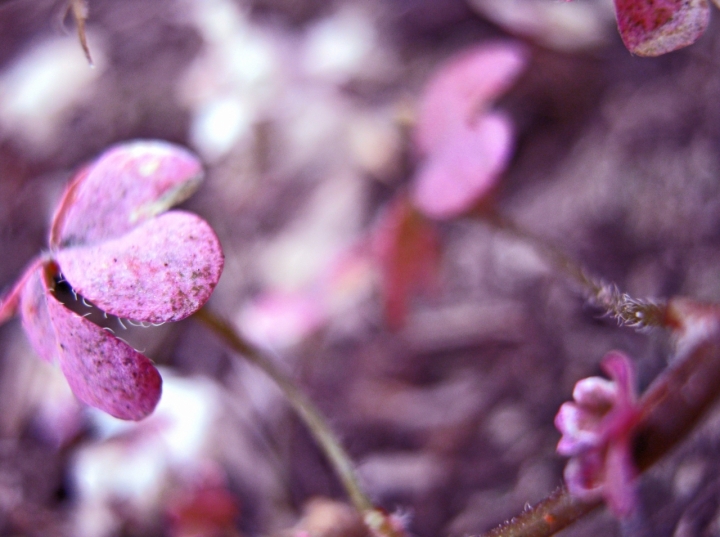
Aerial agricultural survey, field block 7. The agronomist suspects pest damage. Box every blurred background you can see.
[2,0,720,535]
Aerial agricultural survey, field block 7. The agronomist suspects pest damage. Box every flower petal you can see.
[614,0,710,57]
[603,437,638,517]
[415,41,527,154]
[572,376,617,410]
[57,211,224,323]
[45,287,162,420]
[601,351,637,407]
[563,450,605,501]
[412,112,513,220]
[555,402,603,456]
[50,140,203,248]
[20,261,59,364]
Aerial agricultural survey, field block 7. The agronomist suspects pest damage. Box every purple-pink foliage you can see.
[0,140,224,421]
[613,0,710,56]
[566,0,713,56]
[410,41,527,219]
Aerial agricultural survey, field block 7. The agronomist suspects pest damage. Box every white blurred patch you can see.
[72,370,222,537]
[182,0,246,44]
[0,34,104,154]
[467,0,615,52]
[88,369,221,466]
[180,0,285,161]
[190,96,254,162]
[278,88,348,172]
[302,6,378,83]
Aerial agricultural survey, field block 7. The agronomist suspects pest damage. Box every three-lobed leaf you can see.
[1,139,223,421]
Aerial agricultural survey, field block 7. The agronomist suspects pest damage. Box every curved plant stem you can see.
[485,211,666,329]
[195,308,374,514]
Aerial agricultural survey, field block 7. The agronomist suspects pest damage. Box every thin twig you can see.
[69,0,92,65]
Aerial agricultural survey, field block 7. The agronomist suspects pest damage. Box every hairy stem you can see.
[195,308,374,514]
[485,211,666,329]
[482,488,599,537]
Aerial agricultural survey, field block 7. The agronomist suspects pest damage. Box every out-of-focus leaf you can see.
[415,42,527,154]
[19,262,59,364]
[45,287,162,421]
[614,0,710,56]
[167,481,240,537]
[50,140,204,248]
[240,292,326,349]
[412,112,513,220]
[56,211,224,323]
[373,198,440,329]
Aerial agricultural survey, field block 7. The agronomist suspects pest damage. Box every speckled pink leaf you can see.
[44,288,162,420]
[415,41,527,154]
[614,0,710,57]
[19,261,59,364]
[50,140,204,248]
[56,211,224,323]
[412,112,513,220]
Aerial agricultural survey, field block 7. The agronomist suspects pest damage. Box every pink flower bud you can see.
[554,351,641,517]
